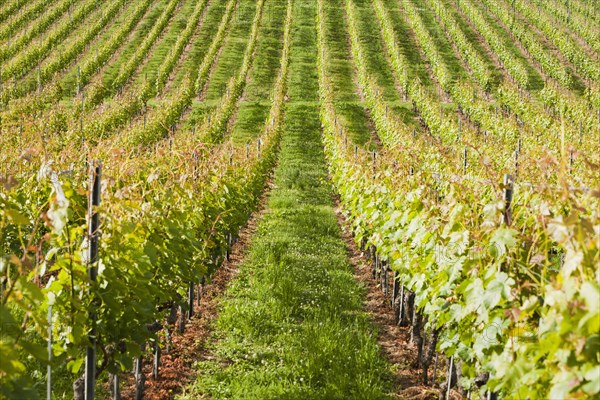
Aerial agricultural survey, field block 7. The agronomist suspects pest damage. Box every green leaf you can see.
[68,357,85,374]
[583,365,600,394]
[490,228,517,259]
[4,208,29,225]
[580,282,600,313]
[20,340,49,362]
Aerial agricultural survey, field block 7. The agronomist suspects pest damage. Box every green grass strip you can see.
[180,2,393,398]
[321,0,374,147]
[182,106,393,400]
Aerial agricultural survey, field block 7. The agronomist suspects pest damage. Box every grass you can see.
[231,0,287,144]
[171,0,232,89]
[179,1,393,398]
[135,0,202,86]
[101,0,169,87]
[243,2,287,102]
[180,104,393,398]
[459,0,546,91]
[351,0,403,102]
[323,0,360,103]
[438,0,505,90]
[203,0,258,102]
[58,0,147,95]
[231,101,270,143]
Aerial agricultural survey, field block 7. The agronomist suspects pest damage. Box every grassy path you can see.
[180,1,393,398]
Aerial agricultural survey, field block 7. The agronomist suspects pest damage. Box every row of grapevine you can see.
[72,0,154,94]
[343,0,403,147]
[389,0,596,185]
[569,0,600,24]
[1,0,598,398]
[539,84,600,140]
[373,0,522,175]
[453,0,530,88]
[324,114,599,399]
[0,0,33,24]
[498,0,600,108]
[421,0,553,137]
[83,0,217,136]
[0,0,103,87]
[372,0,463,146]
[433,0,599,140]
[431,0,599,178]
[1,0,237,195]
[83,0,183,110]
[350,0,529,194]
[0,0,126,103]
[123,0,255,148]
[153,0,211,96]
[0,0,293,396]
[28,0,138,97]
[401,0,454,90]
[363,0,527,186]
[478,0,572,88]
[317,3,599,398]
[507,0,600,83]
[81,0,239,150]
[427,0,493,91]
[532,0,600,55]
[25,0,219,156]
[0,0,71,61]
[0,0,53,39]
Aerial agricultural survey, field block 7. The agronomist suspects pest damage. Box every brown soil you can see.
[333,197,463,400]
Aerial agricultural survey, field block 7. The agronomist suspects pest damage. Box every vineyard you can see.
[0,0,598,398]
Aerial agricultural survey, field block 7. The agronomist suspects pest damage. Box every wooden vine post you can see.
[398,284,405,326]
[85,161,102,400]
[502,174,513,228]
[483,173,513,397]
[77,66,81,95]
[153,340,160,380]
[110,373,120,400]
[188,283,194,319]
[391,270,399,308]
[178,304,186,333]
[445,355,454,400]
[134,345,145,400]
[371,151,376,177]
[198,277,205,306]
[47,305,52,400]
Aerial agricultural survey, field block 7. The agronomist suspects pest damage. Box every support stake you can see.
[84,161,101,400]
[446,356,454,400]
[47,305,52,400]
[188,283,194,319]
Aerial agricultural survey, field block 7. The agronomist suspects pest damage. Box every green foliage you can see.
[317,1,600,397]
